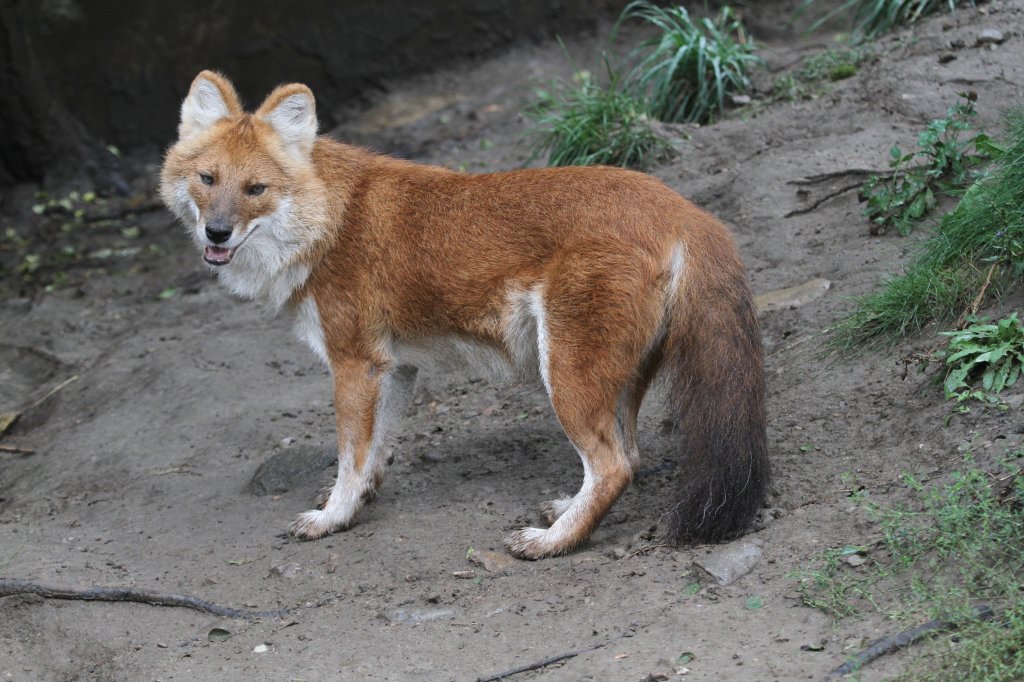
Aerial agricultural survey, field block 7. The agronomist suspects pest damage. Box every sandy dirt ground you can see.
[2,3,1023,680]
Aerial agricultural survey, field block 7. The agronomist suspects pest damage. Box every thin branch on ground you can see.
[0,578,289,620]
[789,169,890,186]
[0,445,34,455]
[823,603,995,681]
[785,182,863,218]
[476,636,625,682]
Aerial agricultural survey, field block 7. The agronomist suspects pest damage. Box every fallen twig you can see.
[477,636,625,682]
[823,603,994,681]
[0,578,288,620]
[0,444,34,455]
[789,169,889,186]
[785,182,863,218]
[956,262,998,329]
[28,375,79,410]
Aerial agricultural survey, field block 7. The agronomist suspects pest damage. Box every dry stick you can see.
[822,603,994,681]
[789,169,890,186]
[28,375,79,410]
[784,182,864,218]
[477,636,625,682]
[0,579,288,620]
[0,444,34,455]
[955,262,998,329]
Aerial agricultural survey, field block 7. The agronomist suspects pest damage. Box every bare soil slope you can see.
[2,3,1023,680]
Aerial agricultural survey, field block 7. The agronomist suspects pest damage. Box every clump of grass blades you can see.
[618,1,760,124]
[526,66,672,169]
[770,46,876,102]
[802,0,975,40]
[795,456,1024,681]
[828,107,1024,352]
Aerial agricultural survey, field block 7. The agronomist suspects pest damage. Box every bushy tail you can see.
[660,246,769,543]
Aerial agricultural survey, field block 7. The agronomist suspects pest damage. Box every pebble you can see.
[252,644,269,654]
[269,561,303,580]
[693,542,763,586]
[976,29,1005,45]
[387,608,455,624]
[469,549,516,573]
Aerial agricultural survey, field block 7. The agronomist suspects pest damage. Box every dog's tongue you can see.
[204,245,235,266]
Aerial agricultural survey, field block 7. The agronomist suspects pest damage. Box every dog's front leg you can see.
[289,358,385,540]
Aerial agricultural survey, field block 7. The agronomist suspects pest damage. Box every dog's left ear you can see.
[256,83,318,159]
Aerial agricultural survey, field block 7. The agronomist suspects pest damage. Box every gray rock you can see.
[386,608,455,624]
[268,562,303,580]
[468,549,516,574]
[977,29,1005,46]
[249,445,335,496]
[693,542,763,586]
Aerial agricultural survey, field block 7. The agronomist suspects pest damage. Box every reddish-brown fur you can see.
[160,71,769,559]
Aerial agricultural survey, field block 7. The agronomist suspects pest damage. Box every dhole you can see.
[160,71,769,559]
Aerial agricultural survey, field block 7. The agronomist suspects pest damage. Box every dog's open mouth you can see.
[204,245,236,266]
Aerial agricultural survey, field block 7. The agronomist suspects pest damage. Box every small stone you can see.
[387,608,455,624]
[252,643,269,654]
[269,561,302,580]
[755,278,831,315]
[452,570,476,579]
[845,554,866,567]
[938,52,957,64]
[976,29,1005,45]
[730,94,751,106]
[156,642,168,648]
[693,542,763,586]
[468,549,516,573]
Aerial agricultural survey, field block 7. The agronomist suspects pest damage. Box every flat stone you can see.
[468,549,516,574]
[693,542,763,586]
[249,445,335,496]
[976,29,1005,45]
[268,562,303,580]
[755,278,831,315]
[386,608,455,624]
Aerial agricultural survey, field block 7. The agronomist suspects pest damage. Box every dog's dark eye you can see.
[248,184,266,196]
[199,173,214,185]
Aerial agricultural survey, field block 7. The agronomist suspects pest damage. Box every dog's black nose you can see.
[205,222,232,244]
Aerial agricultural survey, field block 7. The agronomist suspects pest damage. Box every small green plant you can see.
[940,313,1024,403]
[770,46,875,101]
[800,0,975,40]
[828,106,1023,351]
[527,65,672,169]
[862,93,991,235]
[618,2,760,124]
[795,456,1024,680]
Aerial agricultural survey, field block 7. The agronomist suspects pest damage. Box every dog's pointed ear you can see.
[179,70,243,140]
[255,83,317,159]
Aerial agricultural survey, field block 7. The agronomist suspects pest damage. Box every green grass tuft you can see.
[829,106,1024,351]
[801,0,976,40]
[618,2,760,124]
[526,65,673,169]
[770,46,876,102]
[795,455,1024,680]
